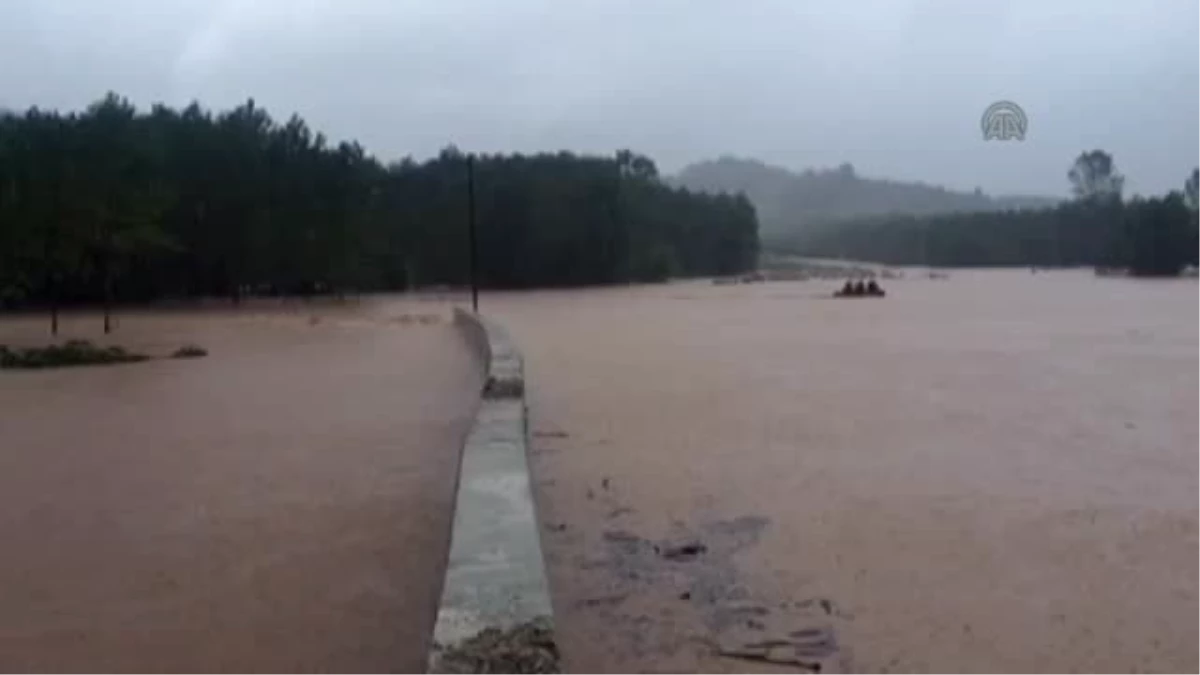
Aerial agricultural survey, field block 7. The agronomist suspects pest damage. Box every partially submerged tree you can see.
[1182,168,1199,271]
[1068,150,1125,203]
[1124,192,1194,276]
[75,93,175,332]
[1184,167,1198,211]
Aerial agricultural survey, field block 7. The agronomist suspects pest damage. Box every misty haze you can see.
[0,1,1196,673]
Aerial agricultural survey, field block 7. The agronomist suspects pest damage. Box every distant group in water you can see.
[834,278,886,298]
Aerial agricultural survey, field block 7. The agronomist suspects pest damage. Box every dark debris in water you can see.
[605,506,634,519]
[716,642,823,672]
[658,541,708,561]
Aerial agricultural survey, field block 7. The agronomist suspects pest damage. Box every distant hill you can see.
[671,156,1061,237]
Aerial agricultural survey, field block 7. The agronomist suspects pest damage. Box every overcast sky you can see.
[1,0,1196,196]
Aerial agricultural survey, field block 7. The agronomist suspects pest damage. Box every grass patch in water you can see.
[0,340,150,369]
[171,344,208,359]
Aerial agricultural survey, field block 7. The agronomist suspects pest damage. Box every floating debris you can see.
[659,541,708,561]
[788,627,839,658]
[602,530,643,544]
[710,638,825,667]
[532,430,569,439]
[578,593,628,608]
[434,618,559,674]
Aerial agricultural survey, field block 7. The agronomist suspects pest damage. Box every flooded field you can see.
[486,270,1198,673]
[1,271,1194,673]
[0,301,481,672]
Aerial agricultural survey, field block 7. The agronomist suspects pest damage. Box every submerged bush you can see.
[171,344,208,359]
[0,340,149,369]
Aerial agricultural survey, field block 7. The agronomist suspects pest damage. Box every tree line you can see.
[0,94,759,326]
[772,151,1199,276]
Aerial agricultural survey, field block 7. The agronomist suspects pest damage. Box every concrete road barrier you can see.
[427,309,553,672]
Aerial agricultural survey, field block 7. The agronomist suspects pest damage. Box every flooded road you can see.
[0,302,481,672]
[487,270,1198,673]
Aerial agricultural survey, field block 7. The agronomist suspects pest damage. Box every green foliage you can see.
[0,340,148,369]
[0,96,759,308]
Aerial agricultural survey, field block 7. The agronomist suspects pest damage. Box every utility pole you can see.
[924,221,931,268]
[466,154,479,312]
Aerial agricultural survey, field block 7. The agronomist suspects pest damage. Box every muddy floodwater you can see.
[0,272,1194,673]
[486,270,1198,673]
[0,300,481,672]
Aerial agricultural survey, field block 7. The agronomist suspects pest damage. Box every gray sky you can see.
[1,0,1196,196]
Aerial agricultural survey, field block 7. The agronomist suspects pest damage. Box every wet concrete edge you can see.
[427,309,554,672]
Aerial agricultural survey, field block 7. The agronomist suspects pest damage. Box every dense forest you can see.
[0,94,759,317]
[771,152,1200,276]
[673,156,1059,235]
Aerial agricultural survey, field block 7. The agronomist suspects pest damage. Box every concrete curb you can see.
[427,309,553,672]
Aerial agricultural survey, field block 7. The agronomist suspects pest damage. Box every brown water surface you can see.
[486,270,1198,673]
[0,300,481,672]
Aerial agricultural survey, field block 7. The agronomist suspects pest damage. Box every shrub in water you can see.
[171,344,208,359]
